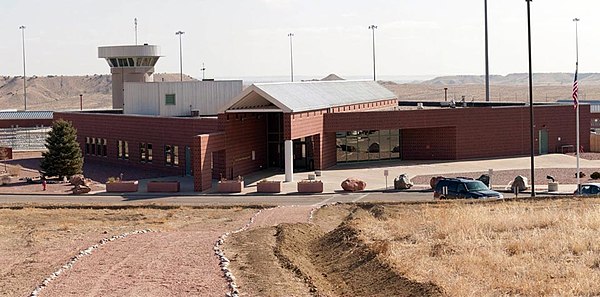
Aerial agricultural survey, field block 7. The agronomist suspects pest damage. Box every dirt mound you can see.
[275,210,445,297]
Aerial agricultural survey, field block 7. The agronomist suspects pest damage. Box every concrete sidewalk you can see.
[121,154,589,196]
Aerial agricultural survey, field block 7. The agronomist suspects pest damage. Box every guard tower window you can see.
[128,58,135,67]
[118,58,128,67]
[165,94,176,105]
[109,58,118,67]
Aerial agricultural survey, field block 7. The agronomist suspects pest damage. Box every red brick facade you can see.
[55,112,221,177]
[0,118,53,129]
[56,104,591,192]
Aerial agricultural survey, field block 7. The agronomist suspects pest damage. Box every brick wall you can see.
[401,127,457,160]
[221,113,268,179]
[55,112,222,176]
[324,105,590,162]
[0,119,53,129]
[194,132,226,191]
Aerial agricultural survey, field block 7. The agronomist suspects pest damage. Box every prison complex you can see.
[52,44,590,192]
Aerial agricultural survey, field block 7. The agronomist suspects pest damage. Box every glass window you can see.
[165,94,176,105]
[173,146,179,165]
[118,140,123,159]
[128,58,135,67]
[140,143,146,162]
[335,129,401,163]
[124,141,129,159]
[91,138,96,155]
[165,145,172,165]
[147,143,153,162]
[85,137,90,154]
[336,133,346,163]
[368,130,380,160]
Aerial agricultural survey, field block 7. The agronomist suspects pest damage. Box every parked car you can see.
[434,178,504,200]
[574,183,600,196]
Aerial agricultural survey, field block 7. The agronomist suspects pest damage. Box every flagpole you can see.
[574,18,580,194]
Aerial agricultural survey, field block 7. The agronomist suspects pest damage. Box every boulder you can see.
[394,174,413,190]
[477,174,490,187]
[511,175,529,192]
[430,176,445,189]
[341,177,367,192]
[70,174,86,187]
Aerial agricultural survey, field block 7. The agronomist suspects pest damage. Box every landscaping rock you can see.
[394,174,413,190]
[341,177,367,192]
[430,176,445,189]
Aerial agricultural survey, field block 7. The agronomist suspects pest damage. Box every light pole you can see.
[80,94,83,111]
[526,0,535,197]
[288,33,294,82]
[201,63,206,80]
[484,0,490,102]
[368,25,378,81]
[175,31,185,81]
[134,18,138,45]
[19,25,27,111]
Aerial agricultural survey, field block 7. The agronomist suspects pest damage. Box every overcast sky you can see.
[1,0,599,80]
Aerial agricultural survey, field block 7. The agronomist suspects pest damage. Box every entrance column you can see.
[284,139,293,182]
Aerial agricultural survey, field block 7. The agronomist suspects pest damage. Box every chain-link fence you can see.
[0,127,50,151]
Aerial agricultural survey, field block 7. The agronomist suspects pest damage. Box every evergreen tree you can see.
[40,119,83,179]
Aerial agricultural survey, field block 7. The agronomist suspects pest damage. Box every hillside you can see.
[422,72,600,86]
[0,73,196,111]
[382,72,600,102]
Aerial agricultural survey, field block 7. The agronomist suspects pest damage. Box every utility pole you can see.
[484,0,490,102]
[526,0,535,197]
[134,18,138,45]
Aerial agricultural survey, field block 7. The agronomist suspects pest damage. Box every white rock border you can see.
[29,229,154,297]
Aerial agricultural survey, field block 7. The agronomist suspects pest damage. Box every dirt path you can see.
[40,230,227,296]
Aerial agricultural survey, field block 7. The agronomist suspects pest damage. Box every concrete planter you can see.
[257,181,282,193]
[217,180,243,193]
[106,181,139,193]
[297,181,323,193]
[147,181,180,193]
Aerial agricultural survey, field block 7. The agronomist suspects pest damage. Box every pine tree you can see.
[40,119,83,179]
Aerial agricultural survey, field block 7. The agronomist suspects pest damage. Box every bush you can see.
[591,172,600,180]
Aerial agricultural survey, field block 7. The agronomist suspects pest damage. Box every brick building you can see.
[55,80,590,192]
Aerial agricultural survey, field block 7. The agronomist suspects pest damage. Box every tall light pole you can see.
[19,25,27,111]
[526,0,535,197]
[369,25,378,81]
[201,63,206,80]
[574,17,580,194]
[175,31,185,81]
[288,33,294,82]
[484,0,490,102]
[134,18,138,45]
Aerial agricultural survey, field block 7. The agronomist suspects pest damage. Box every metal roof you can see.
[221,80,397,113]
[0,111,53,120]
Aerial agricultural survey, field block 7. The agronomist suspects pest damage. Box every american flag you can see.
[573,63,579,109]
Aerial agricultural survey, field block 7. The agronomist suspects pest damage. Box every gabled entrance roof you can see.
[220,80,396,113]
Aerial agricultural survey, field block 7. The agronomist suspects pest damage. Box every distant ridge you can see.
[320,74,345,81]
[0,73,196,111]
[423,73,600,86]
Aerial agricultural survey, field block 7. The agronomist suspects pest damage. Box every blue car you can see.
[434,178,504,200]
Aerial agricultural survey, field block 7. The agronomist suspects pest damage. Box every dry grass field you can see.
[346,200,600,296]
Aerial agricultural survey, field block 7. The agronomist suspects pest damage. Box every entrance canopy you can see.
[220,80,396,113]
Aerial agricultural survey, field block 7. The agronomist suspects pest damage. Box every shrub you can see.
[592,172,600,180]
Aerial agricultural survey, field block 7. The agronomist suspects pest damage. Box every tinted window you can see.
[465,181,489,191]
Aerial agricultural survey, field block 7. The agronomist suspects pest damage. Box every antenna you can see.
[134,18,138,45]
[201,63,206,80]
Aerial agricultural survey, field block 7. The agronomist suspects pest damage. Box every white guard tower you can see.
[98,44,161,109]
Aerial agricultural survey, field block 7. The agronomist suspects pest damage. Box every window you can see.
[140,143,153,163]
[165,94,176,105]
[165,145,179,166]
[85,137,106,157]
[336,130,401,163]
[118,140,129,160]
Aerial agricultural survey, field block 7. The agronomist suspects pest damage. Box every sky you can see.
[1,0,599,80]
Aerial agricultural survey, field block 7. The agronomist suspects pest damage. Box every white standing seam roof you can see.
[220,80,397,113]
